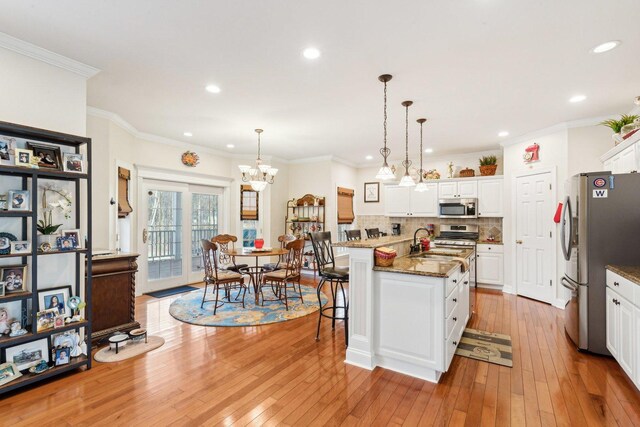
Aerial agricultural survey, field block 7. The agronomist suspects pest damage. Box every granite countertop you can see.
[606,265,640,286]
[477,240,503,245]
[332,235,414,249]
[373,254,462,278]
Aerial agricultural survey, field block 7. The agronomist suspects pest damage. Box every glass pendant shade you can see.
[250,180,268,192]
[398,173,416,187]
[414,181,429,192]
[376,164,395,180]
[238,129,276,191]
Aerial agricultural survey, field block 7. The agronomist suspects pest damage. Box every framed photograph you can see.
[0,232,17,255]
[62,152,84,173]
[62,229,81,248]
[0,282,5,297]
[0,137,16,166]
[54,346,70,366]
[39,242,52,252]
[53,316,65,329]
[36,307,59,332]
[5,339,50,371]
[0,362,23,386]
[38,286,72,317]
[1,265,27,293]
[364,182,380,203]
[14,148,33,167]
[56,235,77,251]
[7,190,30,211]
[10,241,31,255]
[26,142,62,170]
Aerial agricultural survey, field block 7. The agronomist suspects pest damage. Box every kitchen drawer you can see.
[445,286,460,318]
[607,270,636,305]
[445,310,466,371]
[446,293,465,340]
[446,268,461,297]
[477,244,503,254]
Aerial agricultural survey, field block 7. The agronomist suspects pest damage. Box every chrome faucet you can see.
[411,227,431,254]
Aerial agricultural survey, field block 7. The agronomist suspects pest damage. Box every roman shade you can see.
[337,187,355,224]
[240,185,259,220]
[118,167,133,218]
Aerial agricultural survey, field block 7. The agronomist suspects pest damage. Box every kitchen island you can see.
[334,236,471,382]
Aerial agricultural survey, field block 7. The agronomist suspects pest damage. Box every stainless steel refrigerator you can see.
[562,172,640,355]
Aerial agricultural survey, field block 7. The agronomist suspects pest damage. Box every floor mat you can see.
[454,328,513,367]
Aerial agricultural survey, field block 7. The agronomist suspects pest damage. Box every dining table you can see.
[228,247,289,304]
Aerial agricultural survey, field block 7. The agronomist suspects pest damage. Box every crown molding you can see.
[0,32,100,78]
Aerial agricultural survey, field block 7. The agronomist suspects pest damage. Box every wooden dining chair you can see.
[261,239,305,310]
[345,229,362,241]
[211,234,248,272]
[263,234,296,271]
[200,239,247,314]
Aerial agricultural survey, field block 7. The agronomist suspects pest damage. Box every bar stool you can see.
[310,231,349,346]
[345,229,361,241]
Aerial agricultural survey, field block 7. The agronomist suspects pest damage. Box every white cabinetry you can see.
[476,244,504,286]
[384,184,438,217]
[477,179,504,217]
[438,180,477,199]
[601,132,640,173]
[606,269,640,390]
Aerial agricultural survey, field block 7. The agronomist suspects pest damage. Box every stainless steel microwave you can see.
[438,198,477,218]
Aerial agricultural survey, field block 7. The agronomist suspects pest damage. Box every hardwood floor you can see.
[1,279,639,426]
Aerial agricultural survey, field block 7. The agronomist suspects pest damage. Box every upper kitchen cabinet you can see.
[438,180,477,199]
[384,184,438,217]
[477,178,504,217]
[601,131,640,174]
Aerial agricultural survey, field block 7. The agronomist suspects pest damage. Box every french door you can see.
[139,179,223,292]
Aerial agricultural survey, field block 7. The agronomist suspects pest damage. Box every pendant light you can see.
[415,118,429,192]
[375,74,395,180]
[398,100,415,187]
[238,129,278,192]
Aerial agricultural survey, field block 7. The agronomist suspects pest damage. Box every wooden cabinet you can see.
[478,179,504,217]
[384,184,438,217]
[477,244,504,286]
[438,181,477,199]
[89,253,140,343]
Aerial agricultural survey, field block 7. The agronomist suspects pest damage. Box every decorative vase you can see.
[479,165,497,176]
[612,133,624,146]
[37,234,58,249]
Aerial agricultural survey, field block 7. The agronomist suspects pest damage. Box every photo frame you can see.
[7,190,30,211]
[0,137,16,166]
[14,148,34,168]
[62,152,84,173]
[53,316,65,329]
[5,339,50,371]
[0,232,17,255]
[38,285,72,317]
[1,265,27,294]
[56,235,77,251]
[364,182,380,203]
[26,142,62,170]
[0,362,23,386]
[0,282,5,297]
[54,346,70,366]
[36,307,59,332]
[10,241,31,255]
[62,229,81,248]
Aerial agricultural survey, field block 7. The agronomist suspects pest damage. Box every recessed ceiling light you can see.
[205,84,221,93]
[303,47,321,59]
[424,148,433,153]
[569,94,587,103]
[365,155,373,160]
[226,144,235,149]
[183,132,193,137]
[498,131,509,137]
[591,40,621,54]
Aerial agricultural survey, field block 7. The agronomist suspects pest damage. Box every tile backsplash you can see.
[355,215,503,242]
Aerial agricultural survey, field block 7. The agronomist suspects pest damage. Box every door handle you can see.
[516,240,523,244]
[142,228,148,244]
[561,277,577,291]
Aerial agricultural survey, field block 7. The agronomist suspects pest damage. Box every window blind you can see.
[117,167,133,218]
[337,187,354,224]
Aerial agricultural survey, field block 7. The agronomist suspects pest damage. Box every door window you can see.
[147,190,183,280]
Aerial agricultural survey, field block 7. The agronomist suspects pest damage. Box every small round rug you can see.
[169,284,327,327]
[94,336,165,363]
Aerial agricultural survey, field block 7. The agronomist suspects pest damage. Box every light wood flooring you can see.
[1,279,639,426]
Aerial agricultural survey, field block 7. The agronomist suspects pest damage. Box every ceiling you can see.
[1,0,639,163]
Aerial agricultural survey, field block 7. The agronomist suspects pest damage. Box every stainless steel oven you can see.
[438,198,477,219]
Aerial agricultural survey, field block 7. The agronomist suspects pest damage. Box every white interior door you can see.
[515,172,553,303]
[138,179,223,293]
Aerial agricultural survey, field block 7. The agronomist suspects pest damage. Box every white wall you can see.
[568,125,613,177]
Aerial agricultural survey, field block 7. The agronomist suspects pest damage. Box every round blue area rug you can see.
[169,284,328,327]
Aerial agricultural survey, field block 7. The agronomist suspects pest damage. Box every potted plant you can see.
[479,155,498,176]
[600,114,639,145]
[37,185,72,247]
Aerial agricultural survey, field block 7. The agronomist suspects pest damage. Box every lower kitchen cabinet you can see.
[606,269,640,390]
[476,244,504,286]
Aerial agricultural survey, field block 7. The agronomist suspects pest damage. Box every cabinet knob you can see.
[453,298,457,302]
[453,317,457,322]
[453,341,458,346]
[614,281,619,286]
[613,298,618,304]
[464,281,469,285]
[453,279,457,283]
[516,240,523,244]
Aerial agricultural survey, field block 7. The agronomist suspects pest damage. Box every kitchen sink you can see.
[409,254,460,262]
[426,248,465,255]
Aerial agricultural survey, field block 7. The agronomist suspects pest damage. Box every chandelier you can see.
[238,129,278,192]
[415,118,429,192]
[375,74,395,180]
[398,100,415,187]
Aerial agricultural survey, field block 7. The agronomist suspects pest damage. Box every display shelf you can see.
[0,211,33,217]
[0,164,88,181]
[0,321,89,349]
[0,355,89,394]
[0,290,31,302]
[38,248,88,256]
